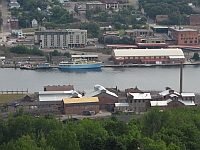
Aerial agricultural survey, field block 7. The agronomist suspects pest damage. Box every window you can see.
[134,100,136,103]
[130,100,132,103]
[184,41,187,43]
[139,100,140,103]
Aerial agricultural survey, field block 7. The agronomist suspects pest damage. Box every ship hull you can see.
[58,62,102,69]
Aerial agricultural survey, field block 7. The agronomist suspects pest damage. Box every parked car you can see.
[11,102,20,107]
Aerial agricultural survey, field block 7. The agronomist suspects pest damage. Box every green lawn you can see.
[22,28,37,33]
[119,29,125,36]
[0,94,24,103]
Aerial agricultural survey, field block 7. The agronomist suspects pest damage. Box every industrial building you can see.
[38,90,82,105]
[168,26,199,45]
[84,85,118,109]
[150,87,196,109]
[34,29,87,49]
[62,97,100,115]
[127,92,152,112]
[111,48,185,64]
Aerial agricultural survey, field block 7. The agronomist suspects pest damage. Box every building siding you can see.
[63,104,99,115]
[34,29,87,49]
[95,92,118,109]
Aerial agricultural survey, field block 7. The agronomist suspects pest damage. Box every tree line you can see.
[9,46,71,61]
[1,107,200,149]
[139,0,198,25]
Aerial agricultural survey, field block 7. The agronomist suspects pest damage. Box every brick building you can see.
[135,37,168,49]
[127,92,151,112]
[10,16,19,29]
[111,48,185,65]
[125,29,154,37]
[62,97,99,115]
[189,14,200,26]
[84,85,118,109]
[44,85,74,91]
[168,26,199,45]
[150,87,196,110]
[38,90,82,105]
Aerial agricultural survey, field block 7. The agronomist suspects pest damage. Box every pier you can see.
[0,89,28,94]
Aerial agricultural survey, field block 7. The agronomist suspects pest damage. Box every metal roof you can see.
[112,49,184,57]
[178,100,195,106]
[129,93,151,99]
[169,26,197,32]
[71,55,98,58]
[169,56,185,59]
[136,43,168,46]
[150,101,168,106]
[84,84,118,98]
[159,90,180,96]
[125,29,153,32]
[181,93,195,97]
[151,99,195,106]
[39,91,82,101]
[107,44,138,48]
[62,97,99,104]
[115,103,129,107]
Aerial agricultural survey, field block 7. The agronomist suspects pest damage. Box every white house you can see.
[9,2,20,9]
[31,19,38,28]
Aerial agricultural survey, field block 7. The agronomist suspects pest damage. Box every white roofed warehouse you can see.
[111,48,185,65]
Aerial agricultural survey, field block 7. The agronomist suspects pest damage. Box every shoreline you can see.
[1,62,200,68]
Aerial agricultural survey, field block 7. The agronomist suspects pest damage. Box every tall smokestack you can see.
[180,61,183,94]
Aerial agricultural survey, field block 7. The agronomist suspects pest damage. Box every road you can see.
[1,0,10,41]
[62,2,88,22]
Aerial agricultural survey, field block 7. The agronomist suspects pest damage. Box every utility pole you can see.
[180,61,183,94]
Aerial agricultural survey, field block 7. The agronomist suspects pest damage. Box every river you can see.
[0,65,199,93]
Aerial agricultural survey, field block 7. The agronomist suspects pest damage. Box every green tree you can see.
[192,52,199,61]
[47,129,80,150]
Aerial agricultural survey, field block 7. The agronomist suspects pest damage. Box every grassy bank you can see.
[0,94,24,103]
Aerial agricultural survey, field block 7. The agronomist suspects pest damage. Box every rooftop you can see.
[125,29,153,32]
[112,48,184,57]
[169,26,197,32]
[129,93,151,99]
[84,84,118,98]
[62,97,99,104]
[44,85,74,91]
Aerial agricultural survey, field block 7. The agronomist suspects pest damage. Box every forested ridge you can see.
[1,107,200,150]
[139,0,199,25]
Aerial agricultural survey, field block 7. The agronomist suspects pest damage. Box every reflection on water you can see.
[58,68,102,73]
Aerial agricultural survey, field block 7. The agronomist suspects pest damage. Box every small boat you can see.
[34,63,51,69]
[20,64,35,70]
[58,59,102,69]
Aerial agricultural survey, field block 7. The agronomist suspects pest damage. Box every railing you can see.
[0,89,28,94]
